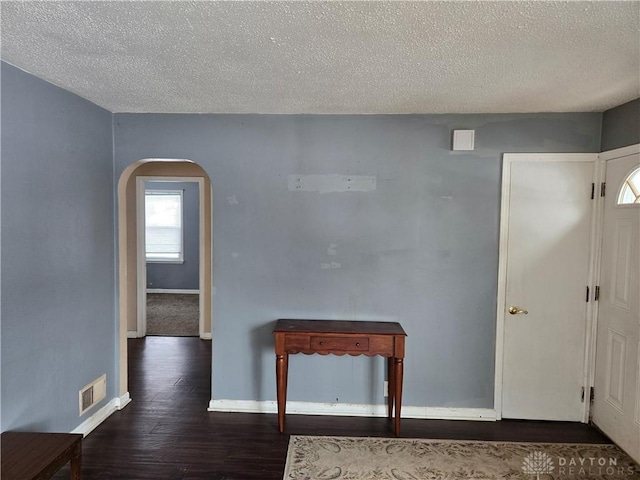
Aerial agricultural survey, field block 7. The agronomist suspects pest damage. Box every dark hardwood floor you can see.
[54,337,610,479]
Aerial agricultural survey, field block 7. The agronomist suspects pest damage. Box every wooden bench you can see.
[1,432,82,480]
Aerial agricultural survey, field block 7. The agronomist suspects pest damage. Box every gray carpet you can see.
[146,293,199,336]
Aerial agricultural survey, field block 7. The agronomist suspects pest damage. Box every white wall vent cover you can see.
[79,374,107,416]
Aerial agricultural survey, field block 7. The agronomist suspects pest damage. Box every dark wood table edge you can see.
[1,432,82,480]
[274,319,407,335]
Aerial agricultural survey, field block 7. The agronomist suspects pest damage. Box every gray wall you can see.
[601,98,640,152]
[146,181,200,290]
[114,113,601,409]
[1,62,116,432]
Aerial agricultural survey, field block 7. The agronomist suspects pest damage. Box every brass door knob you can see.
[508,306,528,315]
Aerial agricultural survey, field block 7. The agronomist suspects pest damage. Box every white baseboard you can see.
[207,399,496,421]
[116,392,132,410]
[71,392,132,437]
[146,289,199,294]
[71,398,118,437]
[398,406,496,421]
[129,330,211,340]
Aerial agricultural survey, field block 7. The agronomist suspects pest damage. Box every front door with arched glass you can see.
[592,149,640,464]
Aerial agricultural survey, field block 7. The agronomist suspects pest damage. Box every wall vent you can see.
[79,374,106,416]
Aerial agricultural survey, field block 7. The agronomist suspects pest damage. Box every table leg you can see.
[394,357,403,436]
[276,353,289,433]
[70,447,82,480]
[387,356,395,420]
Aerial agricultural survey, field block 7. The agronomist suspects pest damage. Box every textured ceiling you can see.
[1,1,639,114]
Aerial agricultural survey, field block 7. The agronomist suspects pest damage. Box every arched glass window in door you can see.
[617,166,640,205]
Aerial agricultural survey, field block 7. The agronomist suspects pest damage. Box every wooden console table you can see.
[1,432,82,480]
[273,319,407,435]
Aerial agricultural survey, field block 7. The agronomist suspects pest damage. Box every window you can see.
[617,166,640,205]
[145,189,183,262]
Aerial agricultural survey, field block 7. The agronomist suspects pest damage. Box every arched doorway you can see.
[117,159,213,400]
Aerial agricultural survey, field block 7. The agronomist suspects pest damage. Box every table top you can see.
[1,432,82,479]
[274,319,406,336]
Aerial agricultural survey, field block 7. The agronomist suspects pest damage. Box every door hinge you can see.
[582,386,595,403]
[586,286,590,302]
[601,182,606,197]
[591,183,595,200]
[594,286,600,301]
[590,387,595,404]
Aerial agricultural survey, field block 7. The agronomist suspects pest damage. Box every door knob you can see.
[508,306,528,315]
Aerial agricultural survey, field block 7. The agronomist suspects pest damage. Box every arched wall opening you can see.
[117,159,213,397]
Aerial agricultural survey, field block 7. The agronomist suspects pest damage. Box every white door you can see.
[592,151,640,463]
[499,154,597,421]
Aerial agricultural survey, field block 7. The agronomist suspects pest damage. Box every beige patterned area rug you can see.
[283,436,639,480]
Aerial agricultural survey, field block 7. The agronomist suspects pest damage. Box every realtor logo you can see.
[522,451,555,479]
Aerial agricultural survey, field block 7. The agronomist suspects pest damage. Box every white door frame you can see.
[494,153,601,422]
[136,176,207,338]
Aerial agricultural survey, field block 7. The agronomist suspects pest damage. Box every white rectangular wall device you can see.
[452,130,475,151]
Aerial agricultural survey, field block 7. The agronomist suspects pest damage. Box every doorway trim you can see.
[494,153,601,422]
[135,176,207,339]
[117,159,213,400]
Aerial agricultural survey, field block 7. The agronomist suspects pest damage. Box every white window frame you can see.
[144,188,184,263]
[616,165,640,206]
